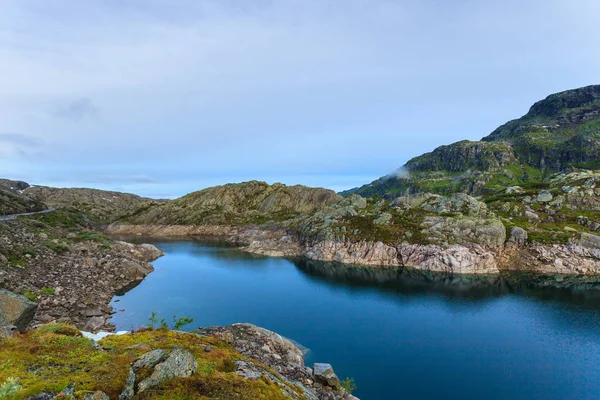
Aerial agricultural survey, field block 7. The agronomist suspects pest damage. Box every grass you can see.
[41,241,70,254]
[22,287,55,301]
[0,324,298,400]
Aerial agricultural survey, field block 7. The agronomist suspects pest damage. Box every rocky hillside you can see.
[0,180,46,216]
[122,181,339,226]
[0,209,164,331]
[24,186,162,222]
[351,85,600,198]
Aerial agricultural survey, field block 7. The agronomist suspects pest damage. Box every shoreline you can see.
[107,223,600,277]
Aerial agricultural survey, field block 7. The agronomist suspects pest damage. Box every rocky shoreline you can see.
[106,223,600,276]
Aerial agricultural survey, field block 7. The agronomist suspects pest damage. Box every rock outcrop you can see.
[197,323,357,399]
[0,289,37,334]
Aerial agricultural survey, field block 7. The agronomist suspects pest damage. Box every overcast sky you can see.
[1,0,599,198]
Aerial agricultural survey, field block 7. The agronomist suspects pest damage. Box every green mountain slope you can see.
[351,85,600,199]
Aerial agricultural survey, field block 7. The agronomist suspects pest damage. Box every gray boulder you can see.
[132,349,166,371]
[0,289,37,332]
[313,363,341,389]
[138,347,198,392]
[509,227,528,246]
[537,190,553,203]
[118,368,136,400]
[578,233,600,250]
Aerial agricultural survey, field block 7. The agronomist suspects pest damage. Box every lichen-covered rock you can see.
[196,324,355,399]
[0,289,37,332]
[137,347,198,393]
[537,190,553,203]
[83,391,109,400]
[132,349,166,370]
[118,368,135,400]
[313,363,341,389]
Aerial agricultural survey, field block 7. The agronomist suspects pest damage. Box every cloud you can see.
[0,133,42,147]
[51,97,98,121]
[0,0,599,196]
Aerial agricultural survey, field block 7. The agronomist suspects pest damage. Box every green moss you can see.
[21,287,55,301]
[0,325,296,400]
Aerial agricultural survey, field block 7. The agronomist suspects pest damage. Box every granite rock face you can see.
[313,363,341,389]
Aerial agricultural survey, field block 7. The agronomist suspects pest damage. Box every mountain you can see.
[350,85,600,198]
[122,181,340,226]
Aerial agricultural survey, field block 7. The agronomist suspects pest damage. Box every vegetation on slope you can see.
[0,324,291,399]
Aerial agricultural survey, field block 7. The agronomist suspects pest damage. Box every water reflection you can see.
[293,259,600,305]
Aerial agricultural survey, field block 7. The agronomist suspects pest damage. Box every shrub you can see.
[341,377,357,394]
[0,377,21,398]
[173,315,194,330]
[220,359,236,373]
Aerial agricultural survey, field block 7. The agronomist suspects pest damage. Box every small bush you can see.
[220,359,236,373]
[173,315,194,331]
[0,377,21,398]
[341,377,357,394]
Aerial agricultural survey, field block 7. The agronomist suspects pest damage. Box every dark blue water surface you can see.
[110,239,600,400]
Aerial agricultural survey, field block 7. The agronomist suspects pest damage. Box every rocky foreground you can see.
[0,322,357,399]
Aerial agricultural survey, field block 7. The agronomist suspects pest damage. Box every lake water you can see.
[110,239,600,400]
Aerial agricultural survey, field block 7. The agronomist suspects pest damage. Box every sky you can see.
[1,0,599,198]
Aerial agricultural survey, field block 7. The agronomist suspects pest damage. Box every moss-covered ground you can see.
[0,324,292,399]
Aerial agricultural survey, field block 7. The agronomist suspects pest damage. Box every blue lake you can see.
[110,239,600,400]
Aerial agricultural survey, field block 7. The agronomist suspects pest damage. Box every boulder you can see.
[83,392,110,400]
[137,347,198,392]
[373,213,392,225]
[537,190,553,203]
[132,349,166,371]
[509,227,528,246]
[578,233,600,250]
[313,363,341,389]
[235,360,262,380]
[0,289,37,332]
[118,368,136,400]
